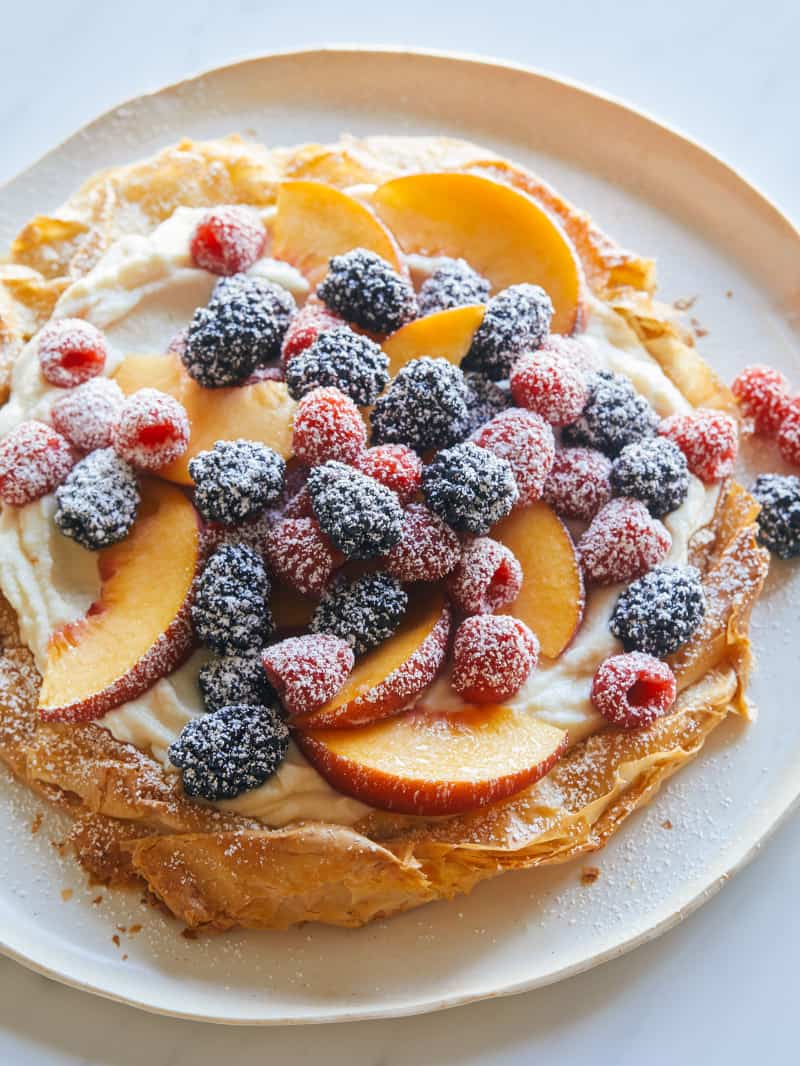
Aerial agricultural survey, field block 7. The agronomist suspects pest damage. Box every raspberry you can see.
[451,614,539,703]
[659,409,738,482]
[542,447,612,522]
[292,386,367,467]
[168,704,289,800]
[610,437,689,517]
[463,284,553,380]
[370,356,468,452]
[198,654,277,713]
[460,372,512,435]
[192,545,273,654]
[51,377,124,452]
[189,439,285,525]
[751,474,800,558]
[37,319,107,388]
[306,460,403,559]
[189,206,266,276]
[0,420,75,507]
[777,400,800,466]
[281,300,344,367]
[285,326,389,405]
[54,448,139,549]
[264,516,344,596]
[563,370,659,456]
[591,652,677,730]
[356,444,422,504]
[283,484,314,519]
[112,388,190,471]
[317,248,417,334]
[509,349,588,426]
[310,571,408,657]
[472,408,555,506]
[417,258,490,316]
[578,498,671,585]
[731,363,791,434]
[538,334,596,372]
[262,634,354,716]
[384,504,462,582]
[445,537,522,614]
[610,564,706,656]
[422,441,518,535]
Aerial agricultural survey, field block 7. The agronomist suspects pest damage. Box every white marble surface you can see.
[0,2,798,1062]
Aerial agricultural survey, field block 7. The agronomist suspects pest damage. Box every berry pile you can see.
[189,439,285,525]
[311,571,408,657]
[463,284,553,380]
[192,545,273,654]
[371,356,469,452]
[610,564,706,656]
[55,448,139,550]
[285,327,389,406]
[317,249,417,334]
[306,460,403,559]
[417,258,490,316]
[422,442,518,535]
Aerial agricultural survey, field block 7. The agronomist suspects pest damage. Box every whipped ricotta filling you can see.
[0,206,718,828]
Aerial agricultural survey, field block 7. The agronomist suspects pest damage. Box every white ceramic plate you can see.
[0,48,798,1026]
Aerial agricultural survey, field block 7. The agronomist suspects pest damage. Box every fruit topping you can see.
[731,364,791,434]
[578,498,671,585]
[542,447,613,521]
[0,420,75,507]
[382,304,484,377]
[112,387,190,471]
[384,503,462,583]
[355,444,422,504]
[451,614,539,703]
[370,356,469,452]
[562,370,659,456]
[610,437,690,517]
[291,386,367,467]
[591,652,677,730]
[417,257,490,316]
[262,633,354,717]
[54,448,139,550]
[51,377,124,452]
[610,564,706,656]
[213,272,296,338]
[307,460,403,559]
[189,206,266,276]
[310,571,408,657]
[446,536,522,614]
[777,400,800,466]
[422,441,518,535]
[168,704,289,800]
[538,333,596,372]
[750,473,800,558]
[192,544,273,654]
[265,516,345,597]
[189,439,286,526]
[472,408,555,506]
[463,284,553,380]
[198,653,277,713]
[317,248,417,333]
[509,348,588,426]
[285,326,389,405]
[658,409,738,482]
[281,299,344,366]
[37,318,107,388]
[461,372,512,434]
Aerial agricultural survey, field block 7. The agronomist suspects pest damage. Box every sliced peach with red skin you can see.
[39,479,201,723]
[493,501,584,659]
[371,172,586,334]
[113,352,295,486]
[292,589,451,730]
[296,704,567,816]
[382,304,485,376]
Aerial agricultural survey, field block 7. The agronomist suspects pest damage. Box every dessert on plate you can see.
[0,133,792,932]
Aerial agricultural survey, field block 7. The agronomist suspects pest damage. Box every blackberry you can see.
[189,439,286,526]
[285,326,389,405]
[751,474,800,558]
[191,544,273,654]
[610,564,706,656]
[168,704,289,800]
[370,356,469,452]
[460,372,512,435]
[212,273,296,340]
[563,370,659,456]
[462,284,553,380]
[610,437,689,517]
[198,654,277,713]
[422,441,518,535]
[306,461,403,559]
[317,248,417,333]
[311,571,408,657]
[418,258,490,316]
[54,448,139,550]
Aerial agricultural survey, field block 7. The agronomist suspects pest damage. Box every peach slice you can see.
[272,180,404,285]
[292,590,451,730]
[493,501,584,659]
[113,353,295,485]
[382,304,485,376]
[371,172,585,334]
[39,479,201,723]
[297,704,567,816]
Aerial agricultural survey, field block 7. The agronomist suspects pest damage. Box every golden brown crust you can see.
[0,135,769,930]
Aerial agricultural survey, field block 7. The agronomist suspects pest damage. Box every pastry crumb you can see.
[181,927,199,940]
[91,895,103,905]
[30,812,43,834]
[673,295,697,311]
[580,866,601,885]
[60,888,73,902]
[661,819,673,829]
[112,934,121,948]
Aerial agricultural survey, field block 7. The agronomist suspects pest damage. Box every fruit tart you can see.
[0,135,776,931]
